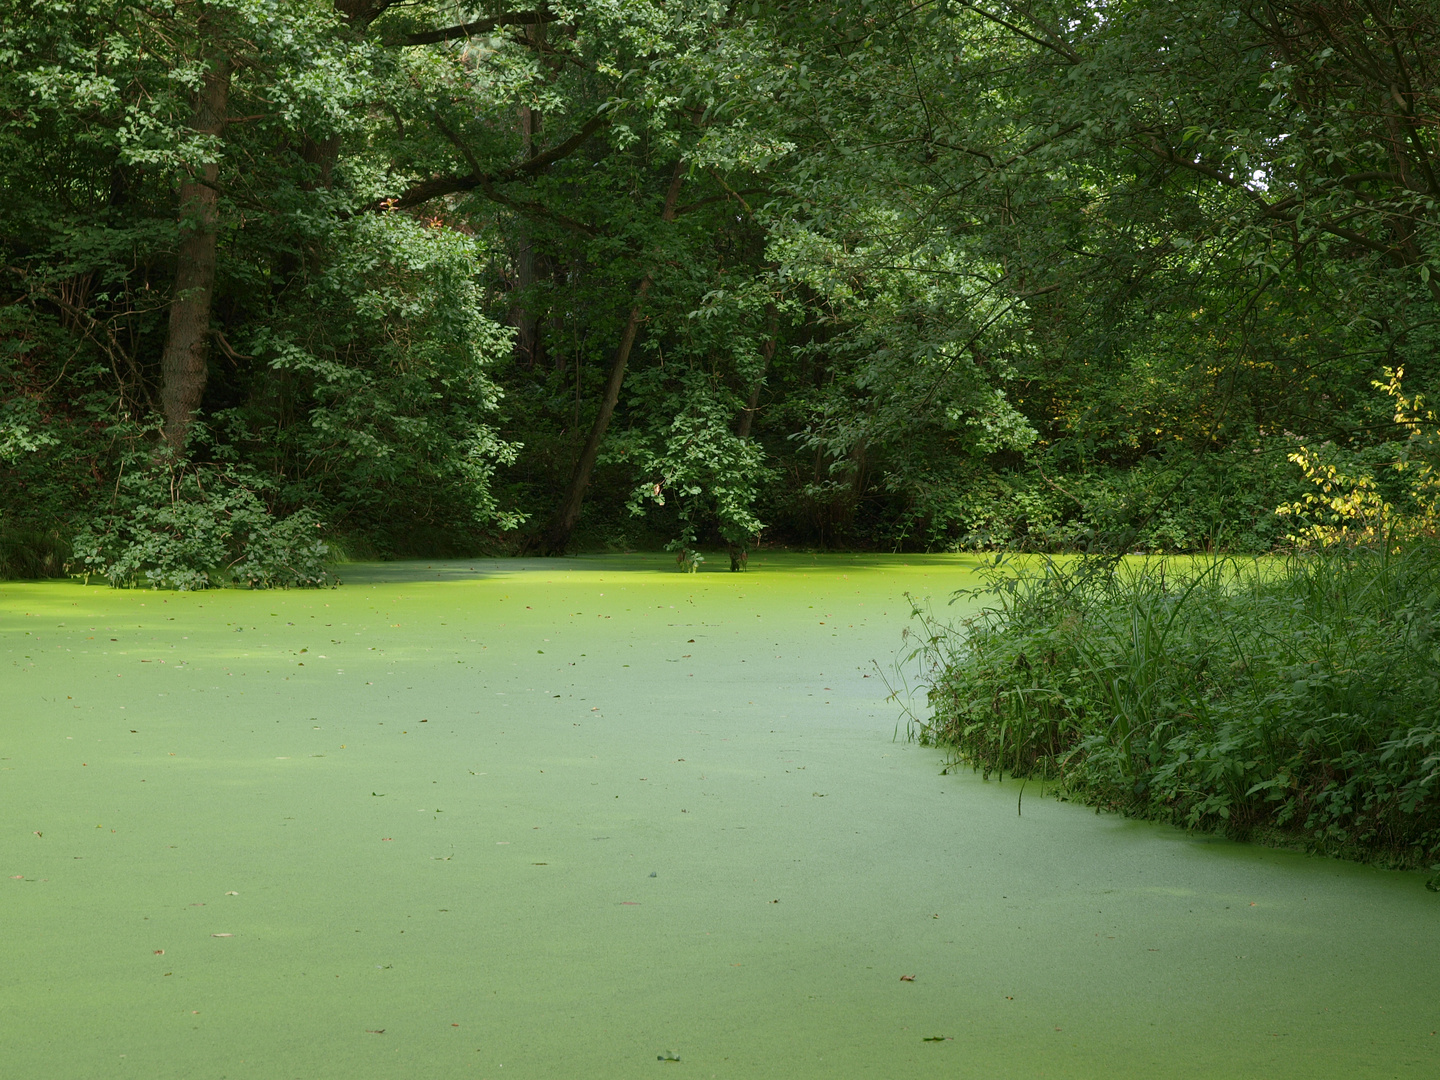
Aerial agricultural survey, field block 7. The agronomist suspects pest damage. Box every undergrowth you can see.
[898,547,1440,876]
[70,461,334,589]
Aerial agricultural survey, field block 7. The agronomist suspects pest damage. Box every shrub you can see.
[70,462,332,589]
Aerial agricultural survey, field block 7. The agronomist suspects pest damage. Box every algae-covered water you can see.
[2,553,1437,1078]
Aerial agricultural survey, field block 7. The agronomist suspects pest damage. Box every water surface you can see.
[2,554,1436,1077]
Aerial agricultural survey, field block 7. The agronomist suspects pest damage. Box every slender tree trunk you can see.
[540,160,686,554]
[736,302,778,440]
[510,19,554,366]
[159,42,230,455]
[510,104,541,365]
[727,303,777,570]
[512,234,539,363]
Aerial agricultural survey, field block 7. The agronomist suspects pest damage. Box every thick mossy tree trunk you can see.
[159,39,231,455]
[540,161,686,555]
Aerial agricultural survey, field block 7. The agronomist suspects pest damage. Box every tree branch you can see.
[674,188,769,216]
[506,112,609,177]
[334,0,397,30]
[957,2,1081,65]
[403,11,561,47]
[376,111,610,214]
[1142,135,1272,208]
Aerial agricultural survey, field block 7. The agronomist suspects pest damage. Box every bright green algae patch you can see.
[2,553,1437,1079]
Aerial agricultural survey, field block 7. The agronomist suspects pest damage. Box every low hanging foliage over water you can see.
[904,546,1440,873]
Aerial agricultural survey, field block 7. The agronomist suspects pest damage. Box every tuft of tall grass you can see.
[905,546,1440,871]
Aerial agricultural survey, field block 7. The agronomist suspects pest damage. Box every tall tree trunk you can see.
[540,159,686,554]
[159,42,231,455]
[736,302,778,440]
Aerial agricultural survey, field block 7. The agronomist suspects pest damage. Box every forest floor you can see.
[2,554,1437,1078]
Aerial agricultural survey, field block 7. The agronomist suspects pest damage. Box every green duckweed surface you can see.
[2,553,1437,1078]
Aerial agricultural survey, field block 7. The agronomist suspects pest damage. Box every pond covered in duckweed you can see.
[2,554,1436,1077]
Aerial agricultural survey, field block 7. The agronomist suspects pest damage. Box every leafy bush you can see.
[904,546,1440,870]
[71,462,332,589]
[887,440,1306,555]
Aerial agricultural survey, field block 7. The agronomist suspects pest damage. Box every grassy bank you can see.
[907,546,1440,872]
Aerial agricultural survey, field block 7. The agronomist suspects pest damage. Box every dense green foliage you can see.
[70,461,333,589]
[2,0,1439,575]
[907,550,1440,869]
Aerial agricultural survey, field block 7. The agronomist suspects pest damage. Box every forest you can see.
[2,0,1436,580]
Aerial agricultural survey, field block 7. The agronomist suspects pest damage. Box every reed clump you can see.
[909,546,1440,871]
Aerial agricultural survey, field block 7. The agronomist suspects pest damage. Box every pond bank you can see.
[2,554,1436,1078]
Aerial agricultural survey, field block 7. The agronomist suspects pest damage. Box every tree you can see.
[370,0,793,553]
